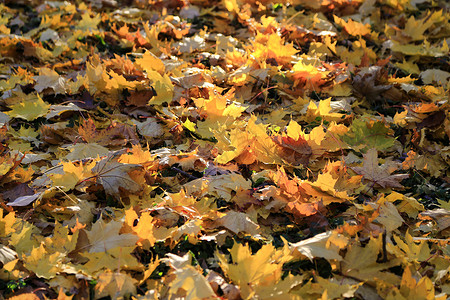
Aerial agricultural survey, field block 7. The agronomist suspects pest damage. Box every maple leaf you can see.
[385,192,424,219]
[341,236,402,283]
[91,155,143,197]
[81,246,140,273]
[334,16,372,36]
[147,71,174,105]
[386,265,437,299]
[401,10,444,41]
[77,118,139,147]
[48,161,91,191]
[293,276,360,299]
[133,118,165,140]
[352,148,409,189]
[124,208,156,249]
[342,116,396,152]
[9,221,39,256]
[64,143,110,160]
[183,173,251,202]
[216,210,259,236]
[164,253,217,299]
[0,209,16,237]
[252,32,298,66]
[86,218,139,253]
[33,67,67,94]
[304,98,345,123]
[273,135,312,166]
[290,231,347,261]
[6,93,50,121]
[352,66,392,103]
[43,222,79,255]
[388,231,431,263]
[369,198,405,232]
[23,244,62,279]
[95,271,137,299]
[217,242,293,299]
[291,59,329,90]
[303,171,354,204]
[135,50,165,74]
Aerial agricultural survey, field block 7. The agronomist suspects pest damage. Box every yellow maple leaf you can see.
[106,70,136,90]
[43,222,79,255]
[342,236,401,283]
[217,242,291,299]
[385,191,424,218]
[286,119,303,141]
[124,208,156,250]
[6,93,50,121]
[394,109,408,127]
[252,32,298,66]
[0,209,16,236]
[85,58,109,94]
[334,16,372,36]
[118,144,156,166]
[76,12,101,32]
[95,271,137,299]
[9,221,39,256]
[195,88,246,121]
[136,50,165,74]
[294,276,360,299]
[403,10,444,41]
[388,231,431,263]
[304,98,345,123]
[33,67,67,94]
[86,219,139,253]
[80,246,140,274]
[147,71,174,105]
[49,161,89,191]
[395,59,420,74]
[301,171,353,205]
[386,265,436,300]
[184,173,251,201]
[165,253,217,299]
[23,244,62,279]
[290,231,347,261]
[216,210,259,236]
[291,59,328,90]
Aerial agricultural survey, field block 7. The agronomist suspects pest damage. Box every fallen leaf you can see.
[352,148,409,189]
[91,155,143,197]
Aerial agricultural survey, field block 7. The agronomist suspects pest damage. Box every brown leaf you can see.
[78,118,139,146]
[352,66,392,102]
[92,155,143,197]
[352,148,409,189]
[126,89,155,107]
[273,135,312,166]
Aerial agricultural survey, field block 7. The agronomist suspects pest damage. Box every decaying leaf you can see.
[91,155,143,197]
[352,148,409,189]
[0,1,449,299]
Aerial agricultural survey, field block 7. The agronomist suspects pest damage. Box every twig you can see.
[171,167,199,181]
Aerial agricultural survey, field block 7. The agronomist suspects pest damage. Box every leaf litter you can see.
[0,0,449,299]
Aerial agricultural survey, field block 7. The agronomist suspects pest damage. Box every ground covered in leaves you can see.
[0,0,449,299]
